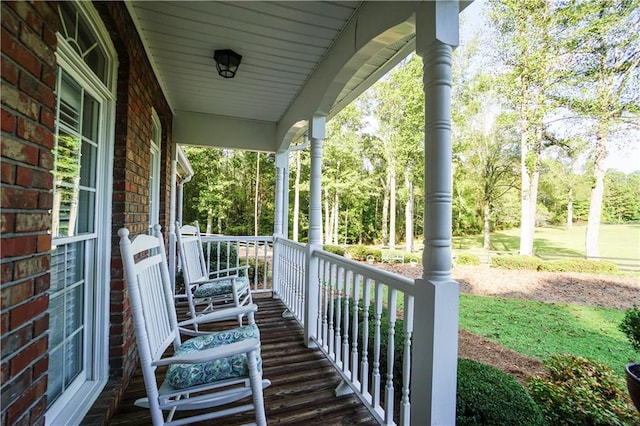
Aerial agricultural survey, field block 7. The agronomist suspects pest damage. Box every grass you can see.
[452,224,640,271]
[459,294,638,383]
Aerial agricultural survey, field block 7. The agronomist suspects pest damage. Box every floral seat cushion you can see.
[193,279,234,298]
[166,324,261,389]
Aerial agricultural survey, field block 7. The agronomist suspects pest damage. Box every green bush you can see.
[527,354,637,425]
[456,253,480,266]
[457,358,544,426]
[323,244,345,256]
[346,245,382,262]
[620,305,640,352]
[537,259,618,274]
[206,242,239,273]
[491,255,543,270]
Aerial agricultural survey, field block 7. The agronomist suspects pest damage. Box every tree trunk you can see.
[567,186,573,230]
[293,150,301,241]
[519,130,534,255]
[254,153,260,236]
[206,208,214,234]
[333,192,339,244]
[483,198,491,250]
[405,173,414,253]
[324,188,331,244]
[389,168,397,249]
[586,129,608,259]
[382,182,389,247]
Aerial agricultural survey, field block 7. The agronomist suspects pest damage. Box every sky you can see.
[459,0,640,174]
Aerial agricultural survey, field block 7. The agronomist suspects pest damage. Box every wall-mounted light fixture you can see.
[214,49,242,78]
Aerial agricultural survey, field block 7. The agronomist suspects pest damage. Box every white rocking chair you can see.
[119,225,269,426]
[176,221,252,328]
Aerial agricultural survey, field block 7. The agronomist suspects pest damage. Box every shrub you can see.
[537,259,618,274]
[527,354,636,425]
[456,253,480,266]
[491,254,543,270]
[206,242,239,272]
[323,244,345,256]
[457,358,544,426]
[346,245,382,262]
[620,305,640,352]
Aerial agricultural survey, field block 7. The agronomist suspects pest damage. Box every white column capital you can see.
[309,115,326,141]
[415,1,459,56]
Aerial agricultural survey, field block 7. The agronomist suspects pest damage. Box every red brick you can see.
[38,190,52,210]
[1,107,16,132]
[14,255,48,281]
[1,263,13,284]
[41,65,56,90]
[1,312,9,334]
[1,135,39,165]
[38,149,53,169]
[31,1,57,29]
[19,25,55,68]
[1,85,40,121]
[7,381,41,426]
[42,27,56,47]
[16,117,54,148]
[32,313,48,337]
[16,166,52,189]
[1,162,16,184]
[39,107,54,129]
[9,295,48,329]
[1,4,20,35]
[36,234,51,253]
[1,235,35,257]
[32,356,47,378]
[2,58,19,85]
[1,280,33,309]
[12,2,43,36]
[1,186,38,209]
[1,29,40,77]
[10,336,47,375]
[19,72,54,109]
[14,213,50,233]
[1,212,15,233]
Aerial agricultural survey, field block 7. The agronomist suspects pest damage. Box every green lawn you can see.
[459,294,637,383]
[452,224,640,270]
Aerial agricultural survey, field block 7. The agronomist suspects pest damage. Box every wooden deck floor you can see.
[108,295,378,425]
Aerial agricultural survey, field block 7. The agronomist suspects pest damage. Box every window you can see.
[47,2,116,424]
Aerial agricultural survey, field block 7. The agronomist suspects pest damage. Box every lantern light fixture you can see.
[214,49,242,78]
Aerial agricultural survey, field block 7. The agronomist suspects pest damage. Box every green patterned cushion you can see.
[166,325,261,389]
[193,279,234,298]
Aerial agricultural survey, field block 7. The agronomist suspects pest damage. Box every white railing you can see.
[274,237,306,323]
[313,250,415,426]
[199,235,274,293]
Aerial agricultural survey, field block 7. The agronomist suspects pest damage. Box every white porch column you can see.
[411,2,460,425]
[304,115,325,347]
[272,151,288,298]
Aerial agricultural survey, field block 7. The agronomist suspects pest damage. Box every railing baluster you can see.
[342,269,351,374]
[401,295,414,426]
[361,278,371,399]
[385,288,397,424]
[328,263,336,358]
[351,273,360,385]
[335,265,343,366]
[372,282,383,411]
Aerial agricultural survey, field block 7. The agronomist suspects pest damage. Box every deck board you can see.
[108,296,378,425]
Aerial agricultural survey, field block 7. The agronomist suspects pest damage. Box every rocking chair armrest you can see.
[193,275,240,286]
[152,338,260,366]
[177,304,257,328]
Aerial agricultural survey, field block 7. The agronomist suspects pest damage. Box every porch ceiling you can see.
[125,1,467,152]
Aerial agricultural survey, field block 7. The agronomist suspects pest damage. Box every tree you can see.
[556,0,640,257]
[488,0,563,255]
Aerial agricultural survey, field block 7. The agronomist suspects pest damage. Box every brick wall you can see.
[1,1,58,425]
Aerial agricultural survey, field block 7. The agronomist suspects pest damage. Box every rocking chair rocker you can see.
[119,225,269,426]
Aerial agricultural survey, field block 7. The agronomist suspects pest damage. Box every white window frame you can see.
[46,2,117,424]
[149,109,161,231]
